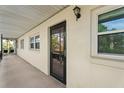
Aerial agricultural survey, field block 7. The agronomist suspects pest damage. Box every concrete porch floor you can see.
[0,55,65,88]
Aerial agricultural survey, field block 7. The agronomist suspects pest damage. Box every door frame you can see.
[49,21,66,84]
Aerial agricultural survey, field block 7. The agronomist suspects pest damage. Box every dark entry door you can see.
[50,21,66,84]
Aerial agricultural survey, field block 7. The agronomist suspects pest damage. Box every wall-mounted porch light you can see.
[73,6,81,21]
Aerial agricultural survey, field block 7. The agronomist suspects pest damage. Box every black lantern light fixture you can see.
[73,6,81,21]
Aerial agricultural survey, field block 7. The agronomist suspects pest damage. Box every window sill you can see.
[29,48,40,51]
[91,53,124,62]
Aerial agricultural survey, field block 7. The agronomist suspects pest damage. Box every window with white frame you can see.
[29,35,40,50]
[92,6,124,60]
[20,39,24,49]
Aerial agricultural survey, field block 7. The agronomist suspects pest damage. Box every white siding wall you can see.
[17,5,124,88]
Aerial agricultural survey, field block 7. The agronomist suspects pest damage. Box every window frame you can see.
[29,34,40,50]
[91,5,124,61]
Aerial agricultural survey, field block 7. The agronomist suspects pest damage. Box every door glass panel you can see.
[51,32,64,80]
[52,33,61,53]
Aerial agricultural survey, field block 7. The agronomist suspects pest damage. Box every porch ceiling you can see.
[0,5,67,38]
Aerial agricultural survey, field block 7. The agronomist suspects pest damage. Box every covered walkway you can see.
[0,55,65,88]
